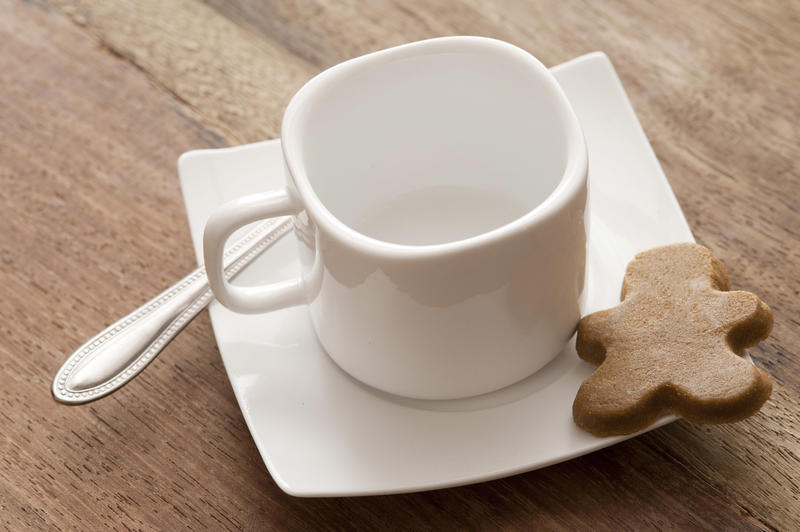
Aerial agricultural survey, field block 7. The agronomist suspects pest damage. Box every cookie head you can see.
[621,242,731,299]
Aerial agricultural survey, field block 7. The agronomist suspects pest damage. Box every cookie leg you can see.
[572,359,669,436]
[669,348,772,424]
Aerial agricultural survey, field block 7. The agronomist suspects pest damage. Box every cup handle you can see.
[203,189,305,313]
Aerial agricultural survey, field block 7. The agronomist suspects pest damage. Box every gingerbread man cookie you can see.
[573,243,773,437]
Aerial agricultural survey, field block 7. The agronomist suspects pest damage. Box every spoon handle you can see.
[52,218,293,405]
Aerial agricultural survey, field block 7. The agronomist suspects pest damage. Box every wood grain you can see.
[2,0,798,529]
[49,0,316,143]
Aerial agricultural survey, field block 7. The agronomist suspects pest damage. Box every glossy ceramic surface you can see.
[179,52,694,496]
[202,37,589,400]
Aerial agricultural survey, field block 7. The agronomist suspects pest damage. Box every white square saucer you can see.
[178,52,695,496]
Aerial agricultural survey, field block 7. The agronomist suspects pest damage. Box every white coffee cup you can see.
[203,37,588,400]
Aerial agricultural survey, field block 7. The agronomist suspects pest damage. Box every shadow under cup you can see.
[289,43,573,246]
[278,38,587,400]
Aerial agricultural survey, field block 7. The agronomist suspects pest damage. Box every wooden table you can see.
[2,0,798,529]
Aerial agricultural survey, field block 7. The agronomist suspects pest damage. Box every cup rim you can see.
[281,36,588,258]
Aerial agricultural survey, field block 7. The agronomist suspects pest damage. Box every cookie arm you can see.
[576,309,617,365]
[716,291,774,353]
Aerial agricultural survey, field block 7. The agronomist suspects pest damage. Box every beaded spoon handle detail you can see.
[52,218,292,405]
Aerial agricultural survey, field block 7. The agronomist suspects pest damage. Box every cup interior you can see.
[287,39,574,246]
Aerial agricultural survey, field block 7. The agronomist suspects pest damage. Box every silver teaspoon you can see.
[52,218,293,405]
